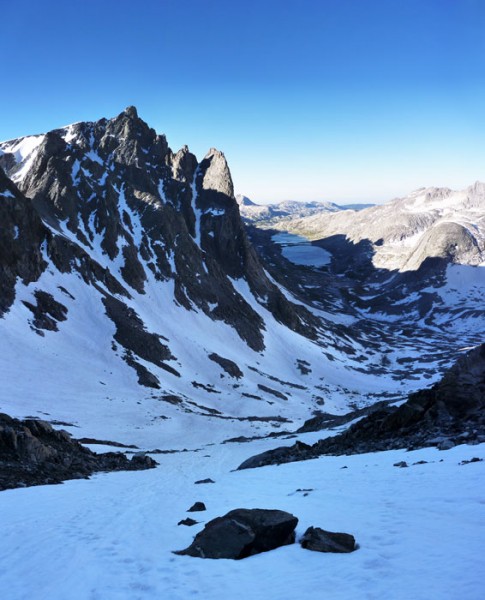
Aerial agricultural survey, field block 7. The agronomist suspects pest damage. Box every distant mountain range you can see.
[236,194,373,224]
[256,184,484,271]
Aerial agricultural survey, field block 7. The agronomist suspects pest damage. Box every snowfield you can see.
[0,432,483,600]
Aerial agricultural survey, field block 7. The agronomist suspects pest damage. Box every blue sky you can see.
[2,0,484,203]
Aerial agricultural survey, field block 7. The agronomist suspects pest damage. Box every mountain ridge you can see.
[0,108,380,447]
[0,108,482,449]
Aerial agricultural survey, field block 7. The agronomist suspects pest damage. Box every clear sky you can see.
[2,0,484,204]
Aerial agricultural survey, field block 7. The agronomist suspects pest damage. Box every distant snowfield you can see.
[0,433,483,600]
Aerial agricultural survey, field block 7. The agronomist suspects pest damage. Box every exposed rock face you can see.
[297,401,393,433]
[208,353,243,378]
[238,441,312,470]
[201,149,234,198]
[0,413,157,491]
[238,344,485,469]
[403,222,482,271]
[0,107,316,386]
[22,290,68,333]
[300,527,357,553]
[175,508,298,559]
[0,169,48,314]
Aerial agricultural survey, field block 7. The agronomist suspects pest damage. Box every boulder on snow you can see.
[175,508,298,559]
[187,502,207,512]
[130,453,158,468]
[178,518,198,526]
[300,526,356,553]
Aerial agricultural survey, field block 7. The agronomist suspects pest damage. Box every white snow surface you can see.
[0,435,483,600]
[0,134,45,183]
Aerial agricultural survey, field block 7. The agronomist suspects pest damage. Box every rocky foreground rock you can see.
[175,508,298,559]
[300,527,357,553]
[0,413,157,490]
[238,344,485,469]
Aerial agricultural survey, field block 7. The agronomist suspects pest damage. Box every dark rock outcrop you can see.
[178,518,198,527]
[175,508,298,559]
[187,502,207,512]
[0,169,49,315]
[238,441,312,470]
[208,353,243,379]
[22,290,68,333]
[300,527,356,553]
[0,413,157,491]
[298,400,393,434]
[238,344,485,469]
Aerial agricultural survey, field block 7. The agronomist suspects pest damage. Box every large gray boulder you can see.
[175,508,298,559]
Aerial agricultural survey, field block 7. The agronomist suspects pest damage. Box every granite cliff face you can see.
[0,169,48,314]
[0,108,319,381]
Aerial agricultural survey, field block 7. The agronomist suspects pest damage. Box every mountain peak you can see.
[236,194,257,206]
[200,148,233,198]
[123,105,138,119]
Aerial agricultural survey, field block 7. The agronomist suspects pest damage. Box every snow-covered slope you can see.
[0,430,483,600]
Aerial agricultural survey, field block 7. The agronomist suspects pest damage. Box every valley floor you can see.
[0,433,483,600]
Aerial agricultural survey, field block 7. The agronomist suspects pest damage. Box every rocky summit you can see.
[0,107,313,351]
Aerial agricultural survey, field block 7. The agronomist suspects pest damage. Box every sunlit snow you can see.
[0,436,482,600]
